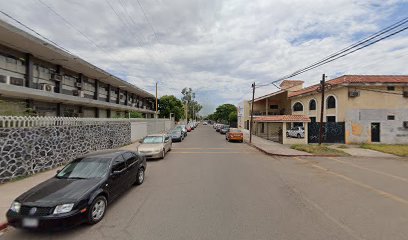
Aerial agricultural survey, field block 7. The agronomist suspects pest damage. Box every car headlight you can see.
[10,201,21,213]
[53,203,74,214]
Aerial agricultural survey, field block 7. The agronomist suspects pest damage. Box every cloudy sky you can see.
[0,0,407,114]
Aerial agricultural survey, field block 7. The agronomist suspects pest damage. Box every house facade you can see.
[0,19,156,118]
[241,75,408,144]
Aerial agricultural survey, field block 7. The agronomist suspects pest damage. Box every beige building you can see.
[241,75,408,144]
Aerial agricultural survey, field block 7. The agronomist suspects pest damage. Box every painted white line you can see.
[294,157,408,206]
[327,157,408,183]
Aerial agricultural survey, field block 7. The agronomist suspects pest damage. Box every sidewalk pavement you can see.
[243,132,312,156]
[0,141,141,226]
[328,144,399,158]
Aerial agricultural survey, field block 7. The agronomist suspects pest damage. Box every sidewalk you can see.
[0,141,141,226]
[243,132,312,156]
[328,144,399,158]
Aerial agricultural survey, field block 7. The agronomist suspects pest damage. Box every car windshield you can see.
[171,130,181,135]
[56,157,110,179]
[230,129,241,133]
[143,136,164,143]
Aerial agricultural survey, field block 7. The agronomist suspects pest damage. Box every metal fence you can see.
[0,116,174,129]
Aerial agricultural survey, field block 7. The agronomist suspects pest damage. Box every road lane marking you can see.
[173,147,254,150]
[327,157,408,183]
[293,157,408,206]
[170,151,252,154]
[287,185,366,240]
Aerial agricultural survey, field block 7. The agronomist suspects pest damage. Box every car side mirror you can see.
[56,169,61,174]
[139,139,143,143]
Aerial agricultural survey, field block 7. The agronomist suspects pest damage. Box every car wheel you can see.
[88,195,107,225]
[135,167,145,185]
[297,133,301,138]
[161,149,165,159]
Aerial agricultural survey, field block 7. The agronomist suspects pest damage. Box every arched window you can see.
[293,102,303,112]
[309,99,316,110]
[327,96,336,109]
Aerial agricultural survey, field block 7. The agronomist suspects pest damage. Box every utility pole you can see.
[318,74,326,145]
[250,82,256,143]
[155,81,158,118]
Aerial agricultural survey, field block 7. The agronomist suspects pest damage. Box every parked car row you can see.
[6,122,202,231]
[211,123,244,142]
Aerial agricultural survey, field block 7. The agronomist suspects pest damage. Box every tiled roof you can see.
[254,115,311,122]
[288,75,408,98]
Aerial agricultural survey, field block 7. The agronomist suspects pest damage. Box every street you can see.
[2,125,408,240]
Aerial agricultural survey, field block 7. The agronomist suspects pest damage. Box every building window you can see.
[261,123,265,133]
[387,115,395,120]
[310,117,316,122]
[387,86,395,91]
[309,99,316,110]
[293,122,303,127]
[327,96,336,109]
[9,77,24,86]
[293,102,303,112]
[270,104,278,110]
[326,116,336,122]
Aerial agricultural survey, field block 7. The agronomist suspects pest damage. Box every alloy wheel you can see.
[138,168,144,184]
[91,198,106,221]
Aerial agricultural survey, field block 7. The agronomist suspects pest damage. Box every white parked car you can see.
[286,126,305,138]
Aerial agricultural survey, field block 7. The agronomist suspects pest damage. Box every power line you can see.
[256,16,408,89]
[0,9,74,55]
[121,0,177,81]
[37,0,130,71]
[136,0,159,41]
[105,0,177,82]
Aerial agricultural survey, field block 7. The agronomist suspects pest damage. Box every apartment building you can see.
[0,19,156,118]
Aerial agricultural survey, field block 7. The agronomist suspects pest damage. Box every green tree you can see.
[213,104,237,124]
[158,95,184,121]
[181,88,202,120]
[228,111,238,124]
[129,111,143,118]
[0,99,37,116]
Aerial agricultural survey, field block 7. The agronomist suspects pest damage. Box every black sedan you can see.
[6,150,146,230]
[170,129,184,142]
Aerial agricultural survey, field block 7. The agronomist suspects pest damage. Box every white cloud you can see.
[0,0,407,115]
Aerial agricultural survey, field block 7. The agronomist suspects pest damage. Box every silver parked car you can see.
[137,134,172,159]
[286,126,305,138]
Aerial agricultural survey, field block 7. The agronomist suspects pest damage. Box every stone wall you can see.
[0,122,131,183]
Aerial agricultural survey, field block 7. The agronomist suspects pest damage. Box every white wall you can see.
[131,122,147,142]
[346,109,408,144]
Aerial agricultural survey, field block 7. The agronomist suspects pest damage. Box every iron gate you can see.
[308,122,345,143]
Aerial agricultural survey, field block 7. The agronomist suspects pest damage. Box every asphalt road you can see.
[2,125,408,240]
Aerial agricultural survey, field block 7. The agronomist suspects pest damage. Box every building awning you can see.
[254,115,310,123]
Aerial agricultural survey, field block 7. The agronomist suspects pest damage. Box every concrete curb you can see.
[0,221,8,231]
[245,142,342,158]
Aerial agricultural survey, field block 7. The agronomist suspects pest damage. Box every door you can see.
[108,155,127,199]
[122,152,138,186]
[371,122,380,142]
[164,135,171,151]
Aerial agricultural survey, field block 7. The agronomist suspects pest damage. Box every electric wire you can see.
[255,16,408,89]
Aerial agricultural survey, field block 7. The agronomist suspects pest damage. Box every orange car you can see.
[226,128,244,142]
